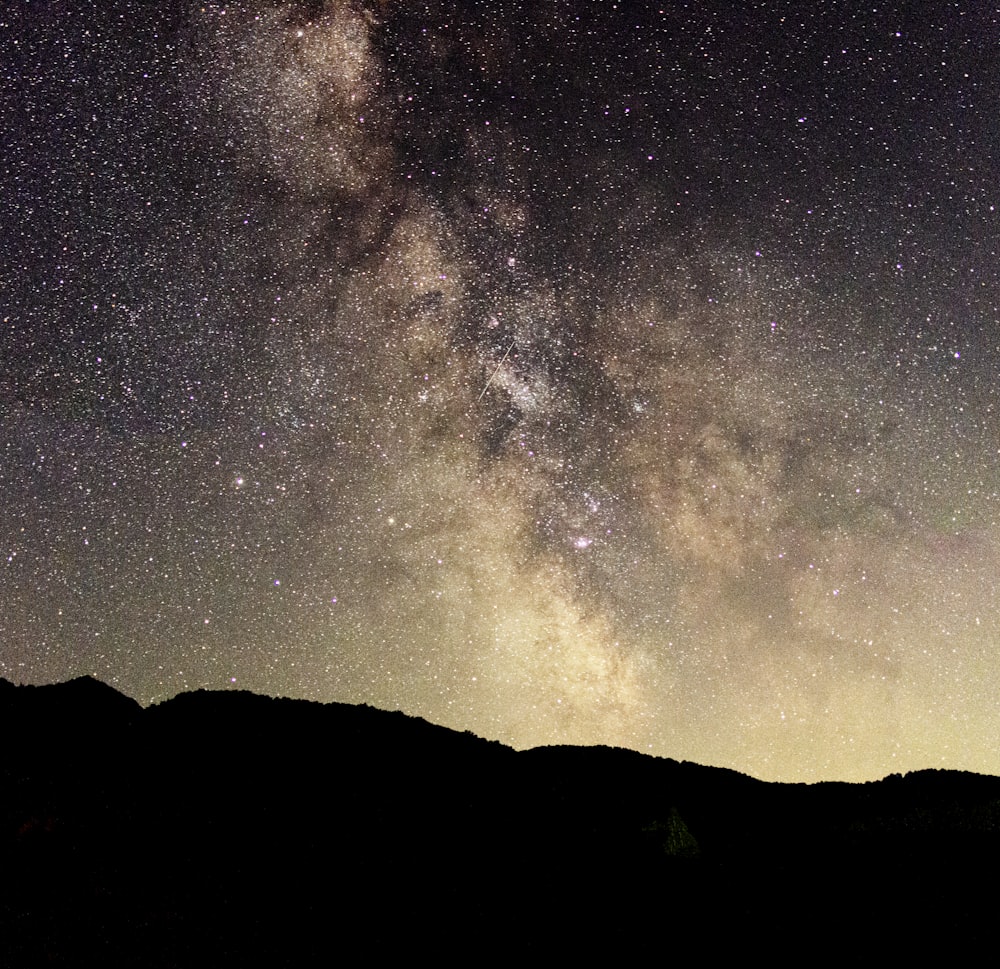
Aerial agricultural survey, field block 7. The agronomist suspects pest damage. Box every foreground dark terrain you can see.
[3,676,999,963]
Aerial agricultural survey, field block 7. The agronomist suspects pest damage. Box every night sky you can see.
[3,1,999,781]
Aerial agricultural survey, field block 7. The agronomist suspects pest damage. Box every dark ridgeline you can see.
[2,676,998,963]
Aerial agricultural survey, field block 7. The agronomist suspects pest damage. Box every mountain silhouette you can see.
[3,677,998,963]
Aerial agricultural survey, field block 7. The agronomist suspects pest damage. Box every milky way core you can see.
[3,1,1000,780]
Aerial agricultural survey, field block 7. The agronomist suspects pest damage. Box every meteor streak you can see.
[478,340,515,402]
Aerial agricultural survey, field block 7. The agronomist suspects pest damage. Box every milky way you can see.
[3,1,1000,780]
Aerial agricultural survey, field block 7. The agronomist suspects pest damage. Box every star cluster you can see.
[2,1,1000,780]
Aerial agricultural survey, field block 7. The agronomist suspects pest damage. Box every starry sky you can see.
[3,0,1000,781]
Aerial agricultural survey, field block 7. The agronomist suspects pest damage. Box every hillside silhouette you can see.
[3,677,998,963]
